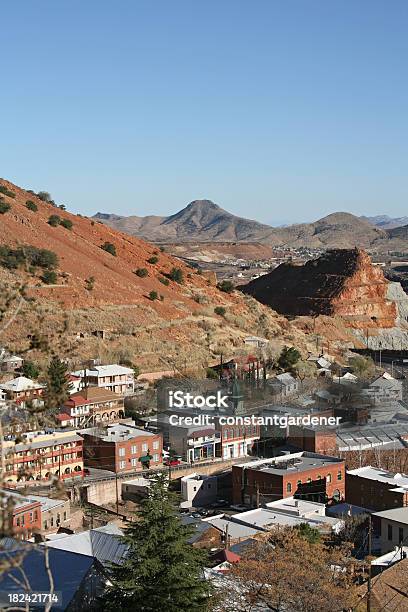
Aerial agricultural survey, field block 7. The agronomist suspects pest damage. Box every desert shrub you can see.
[217,280,234,293]
[37,191,52,202]
[168,267,184,283]
[60,218,73,230]
[25,200,38,212]
[101,242,117,256]
[41,270,57,284]
[147,256,159,264]
[214,306,226,317]
[149,290,158,301]
[158,276,169,286]
[0,246,58,270]
[48,214,61,227]
[0,186,15,198]
[135,268,148,278]
[0,202,11,214]
[159,246,165,252]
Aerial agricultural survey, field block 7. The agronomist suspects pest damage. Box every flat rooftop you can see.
[347,466,408,492]
[235,451,342,475]
[81,422,156,442]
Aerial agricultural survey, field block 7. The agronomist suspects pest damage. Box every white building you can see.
[180,473,218,509]
[372,507,408,554]
[72,364,135,395]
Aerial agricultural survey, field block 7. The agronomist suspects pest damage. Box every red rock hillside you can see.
[0,178,308,371]
[241,249,398,330]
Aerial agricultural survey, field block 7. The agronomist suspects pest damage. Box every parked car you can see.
[164,458,181,466]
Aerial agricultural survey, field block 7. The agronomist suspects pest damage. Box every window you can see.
[63,512,67,521]
[142,443,148,452]
[326,474,332,483]
[118,447,125,457]
[286,482,292,493]
[388,524,393,541]
[337,471,342,481]
[153,454,159,462]
[153,440,159,450]
[119,461,126,470]
[131,445,137,455]
[399,527,404,543]
[34,511,38,520]
[50,517,54,527]
[297,479,302,487]
[44,521,48,530]
[131,458,138,467]
[16,517,20,527]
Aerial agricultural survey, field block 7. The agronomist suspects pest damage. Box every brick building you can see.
[232,451,345,506]
[1,491,42,538]
[3,430,84,484]
[288,425,338,455]
[81,421,162,473]
[346,466,408,511]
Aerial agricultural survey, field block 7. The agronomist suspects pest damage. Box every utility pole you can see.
[115,471,119,516]
[256,484,260,508]
[367,514,372,612]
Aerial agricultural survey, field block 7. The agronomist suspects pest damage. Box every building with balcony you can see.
[57,387,125,427]
[72,364,135,396]
[80,421,162,473]
[3,430,84,484]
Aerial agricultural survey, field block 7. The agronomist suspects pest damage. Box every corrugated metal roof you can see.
[43,529,128,566]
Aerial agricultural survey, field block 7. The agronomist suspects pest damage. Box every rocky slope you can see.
[240,249,408,349]
[95,203,408,252]
[0,178,308,372]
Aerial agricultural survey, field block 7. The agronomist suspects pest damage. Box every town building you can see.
[57,387,125,427]
[346,466,408,511]
[72,364,135,395]
[362,373,403,404]
[1,490,70,534]
[223,497,343,534]
[0,376,45,408]
[180,473,218,509]
[0,353,24,372]
[167,422,220,462]
[0,490,42,538]
[3,430,84,483]
[81,421,162,473]
[372,507,408,554]
[268,373,299,397]
[232,451,346,506]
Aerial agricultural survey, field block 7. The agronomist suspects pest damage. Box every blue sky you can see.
[1,1,407,224]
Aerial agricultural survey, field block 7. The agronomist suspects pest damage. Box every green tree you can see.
[149,290,158,301]
[21,360,40,379]
[294,522,321,544]
[101,242,117,256]
[348,355,375,379]
[147,255,159,264]
[45,355,72,408]
[102,473,210,611]
[277,346,301,372]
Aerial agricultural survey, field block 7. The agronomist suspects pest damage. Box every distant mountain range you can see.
[362,215,408,229]
[94,201,408,251]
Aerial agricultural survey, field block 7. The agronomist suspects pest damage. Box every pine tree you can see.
[102,472,211,611]
[44,355,71,408]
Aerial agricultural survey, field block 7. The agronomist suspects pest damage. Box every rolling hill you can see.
[95,202,408,251]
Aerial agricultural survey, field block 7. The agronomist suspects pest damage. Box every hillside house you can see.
[72,364,135,396]
[0,376,45,408]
